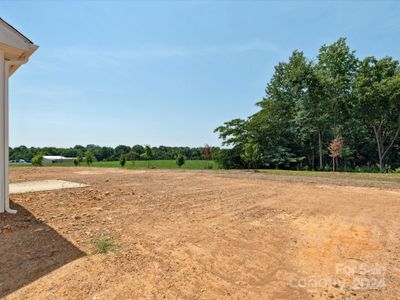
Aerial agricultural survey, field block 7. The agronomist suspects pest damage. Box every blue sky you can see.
[3,1,400,147]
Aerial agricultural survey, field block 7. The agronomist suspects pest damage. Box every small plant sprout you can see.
[93,236,120,254]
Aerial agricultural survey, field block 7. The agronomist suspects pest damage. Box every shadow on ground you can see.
[0,201,85,298]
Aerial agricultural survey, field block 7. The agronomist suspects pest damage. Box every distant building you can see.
[42,156,76,164]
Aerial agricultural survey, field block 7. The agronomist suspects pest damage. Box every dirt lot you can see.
[1,167,400,299]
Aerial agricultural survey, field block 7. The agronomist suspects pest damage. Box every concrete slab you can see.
[10,180,88,194]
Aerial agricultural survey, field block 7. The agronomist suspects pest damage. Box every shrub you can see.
[127,150,136,164]
[85,150,94,165]
[31,154,43,166]
[176,154,185,168]
[119,154,126,167]
[143,145,153,168]
[354,166,381,173]
[76,154,83,165]
[214,147,245,169]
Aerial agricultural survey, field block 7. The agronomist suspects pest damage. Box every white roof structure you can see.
[0,19,38,75]
[42,156,76,163]
[43,156,69,160]
[0,19,38,213]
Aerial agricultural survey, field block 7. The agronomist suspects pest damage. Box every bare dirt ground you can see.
[1,167,400,299]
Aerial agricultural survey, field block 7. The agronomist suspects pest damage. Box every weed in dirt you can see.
[93,237,120,254]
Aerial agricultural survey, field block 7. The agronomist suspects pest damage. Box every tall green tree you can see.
[317,38,359,137]
[355,56,400,171]
[252,51,310,168]
[214,118,250,148]
[215,38,400,171]
[295,62,330,169]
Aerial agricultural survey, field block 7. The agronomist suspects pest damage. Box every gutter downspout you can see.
[3,58,28,214]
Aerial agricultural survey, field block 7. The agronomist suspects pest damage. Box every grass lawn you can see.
[11,160,219,170]
[259,169,400,184]
[10,161,400,183]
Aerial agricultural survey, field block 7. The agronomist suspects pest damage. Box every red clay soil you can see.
[1,167,400,299]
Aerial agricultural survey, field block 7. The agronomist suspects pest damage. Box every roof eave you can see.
[0,18,34,45]
[7,44,39,76]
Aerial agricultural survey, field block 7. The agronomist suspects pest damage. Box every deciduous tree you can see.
[328,137,344,171]
[355,57,400,171]
[85,150,94,166]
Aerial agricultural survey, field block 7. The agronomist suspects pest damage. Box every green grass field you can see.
[12,160,219,170]
[10,161,400,184]
[259,169,400,184]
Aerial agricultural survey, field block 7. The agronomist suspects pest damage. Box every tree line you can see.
[215,38,400,172]
[10,144,220,162]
